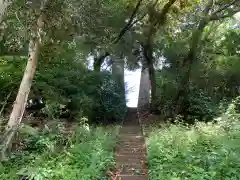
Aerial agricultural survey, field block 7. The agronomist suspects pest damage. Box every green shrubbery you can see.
[184,88,218,122]
[147,102,240,180]
[0,56,126,123]
[0,122,119,180]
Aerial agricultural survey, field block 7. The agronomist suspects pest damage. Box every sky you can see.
[124,69,141,107]
[88,57,141,107]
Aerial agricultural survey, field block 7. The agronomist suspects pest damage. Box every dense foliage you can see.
[0,122,119,179]
[0,55,126,123]
[147,100,240,179]
[155,17,240,121]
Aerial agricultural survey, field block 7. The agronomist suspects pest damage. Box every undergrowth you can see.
[147,113,240,180]
[0,122,119,180]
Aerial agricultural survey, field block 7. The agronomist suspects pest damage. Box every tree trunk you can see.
[0,0,10,23]
[172,0,223,117]
[93,52,109,72]
[143,43,157,112]
[173,20,208,116]
[93,59,101,72]
[149,59,157,112]
[0,0,11,49]
[140,0,177,113]
[0,15,43,160]
[173,57,192,116]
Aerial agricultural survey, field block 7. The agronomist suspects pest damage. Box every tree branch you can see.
[131,12,147,28]
[211,0,237,15]
[113,0,144,44]
[149,0,177,27]
[183,0,214,65]
[210,10,240,21]
[161,0,177,16]
[203,0,214,15]
[0,90,12,117]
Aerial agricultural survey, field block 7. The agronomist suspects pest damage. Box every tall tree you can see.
[0,0,46,160]
[174,0,240,116]
[0,0,11,52]
[0,0,11,24]
[141,0,177,112]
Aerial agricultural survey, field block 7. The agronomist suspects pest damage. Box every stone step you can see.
[118,140,143,144]
[118,140,144,144]
[116,162,146,170]
[119,134,143,138]
[116,147,145,152]
[119,167,148,175]
[119,136,144,139]
[116,154,147,160]
[116,175,148,180]
[119,130,142,134]
[119,134,144,139]
[117,147,146,154]
[119,133,143,137]
[116,153,147,161]
[115,112,148,179]
[119,136,144,140]
[117,144,144,149]
[116,153,146,159]
[122,123,139,126]
[117,141,145,146]
[116,152,147,157]
[117,161,146,168]
[120,127,141,131]
[116,158,147,165]
[120,125,141,128]
[119,128,141,132]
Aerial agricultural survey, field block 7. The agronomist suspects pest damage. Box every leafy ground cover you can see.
[0,122,119,180]
[146,115,240,180]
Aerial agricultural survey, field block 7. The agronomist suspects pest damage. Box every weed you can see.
[147,116,240,180]
[0,125,119,180]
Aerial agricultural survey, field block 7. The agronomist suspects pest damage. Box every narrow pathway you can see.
[115,108,148,180]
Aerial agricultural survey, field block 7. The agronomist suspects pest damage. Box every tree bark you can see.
[0,0,10,23]
[0,14,43,160]
[148,60,157,111]
[0,0,11,49]
[173,20,209,116]
[114,0,144,43]
[93,52,109,72]
[143,43,157,112]
[173,0,240,117]
[141,0,176,113]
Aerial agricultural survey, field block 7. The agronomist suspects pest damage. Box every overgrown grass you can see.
[147,116,240,180]
[0,123,119,180]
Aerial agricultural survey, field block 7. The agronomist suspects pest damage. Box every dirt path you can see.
[114,108,148,180]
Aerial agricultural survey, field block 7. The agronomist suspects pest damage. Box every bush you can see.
[185,88,218,122]
[147,116,240,180]
[0,55,126,123]
[154,70,178,116]
[35,64,127,123]
[86,72,127,123]
[0,124,120,180]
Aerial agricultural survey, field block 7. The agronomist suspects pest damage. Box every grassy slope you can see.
[146,120,240,180]
[0,124,119,180]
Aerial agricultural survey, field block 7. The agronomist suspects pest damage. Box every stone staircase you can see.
[115,108,148,180]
